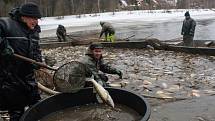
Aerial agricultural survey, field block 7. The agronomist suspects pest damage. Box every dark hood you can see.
[8,7,21,20]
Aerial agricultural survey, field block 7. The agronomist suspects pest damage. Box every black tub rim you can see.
[20,87,151,121]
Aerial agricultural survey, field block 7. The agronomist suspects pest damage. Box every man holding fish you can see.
[80,43,123,87]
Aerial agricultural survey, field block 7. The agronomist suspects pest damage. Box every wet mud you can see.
[150,96,215,121]
[42,46,215,121]
[2,46,215,121]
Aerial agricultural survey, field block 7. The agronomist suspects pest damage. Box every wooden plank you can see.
[39,39,215,56]
[39,41,92,49]
[162,45,215,56]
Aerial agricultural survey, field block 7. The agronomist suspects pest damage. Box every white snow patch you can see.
[39,9,215,31]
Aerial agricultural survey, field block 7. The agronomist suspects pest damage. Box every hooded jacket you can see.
[181,17,196,37]
[56,25,66,36]
[0,8,41,110]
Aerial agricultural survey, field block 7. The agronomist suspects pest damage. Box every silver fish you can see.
[89,79,115,108]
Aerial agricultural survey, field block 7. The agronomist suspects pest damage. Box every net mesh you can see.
[53,61,87,93]
[35,69,55,90]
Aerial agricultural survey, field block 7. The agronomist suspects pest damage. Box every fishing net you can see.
[14,53,87,93]
[35,69,55,90]
[53,61,87,93]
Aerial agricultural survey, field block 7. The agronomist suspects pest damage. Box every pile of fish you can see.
[42,46,215,105]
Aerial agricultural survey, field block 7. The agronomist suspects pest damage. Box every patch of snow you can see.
[120,0,128,7]
[39,9,215,31]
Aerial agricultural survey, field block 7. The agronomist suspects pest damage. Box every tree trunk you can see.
[97,0,100,13]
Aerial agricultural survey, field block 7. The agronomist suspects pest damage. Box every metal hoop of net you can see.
[53,61,87,93]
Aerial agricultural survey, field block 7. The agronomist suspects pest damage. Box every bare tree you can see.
[97,0,100,13]
[1,0,214,17]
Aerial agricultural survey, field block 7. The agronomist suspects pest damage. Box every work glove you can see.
[1,45,14,58]
[116,70,123,79]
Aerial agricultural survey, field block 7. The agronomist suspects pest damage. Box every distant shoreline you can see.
[40,9,215,38]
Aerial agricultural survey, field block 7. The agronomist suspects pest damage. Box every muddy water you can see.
[43,46,215,121]
[41,18,215,40]
[116,18,215,40]
[40,104,141,121]
[150,96,215,121]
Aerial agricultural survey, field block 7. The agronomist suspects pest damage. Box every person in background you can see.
[181,11,196,46]
[80,43,122,87]
[0,2,42,121]
[56,24,67,42]
[99,21,115,42]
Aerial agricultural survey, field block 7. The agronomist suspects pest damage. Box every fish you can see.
[156,90,173,99]
[108,81,129,88]
[88,79,115,108]
[37,82,60,95]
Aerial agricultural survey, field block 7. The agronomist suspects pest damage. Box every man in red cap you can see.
[0,2,42,121]
[181,11,196,46]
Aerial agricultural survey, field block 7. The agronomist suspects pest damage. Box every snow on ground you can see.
[39,9,215,32]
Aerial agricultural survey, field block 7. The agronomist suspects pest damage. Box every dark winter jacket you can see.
[99,22,115,38]
[56,25,66,36]
[181,18,196,37]
[80,48,119,83]
[0,9,41,110]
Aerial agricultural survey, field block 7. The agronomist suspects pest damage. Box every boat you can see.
[40,41,91,49]
[40,36,215,56]
[40,36,97,49]
[40,36,100,49]
[99,39,215,56]
[155,40,215,56]
[39,34,136,49]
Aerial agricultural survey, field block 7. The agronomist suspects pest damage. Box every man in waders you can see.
[80,43,122,87]
[181,11,196,46]
[0,3,42,121]
[56,24,67,42]
[99,22,115,42]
